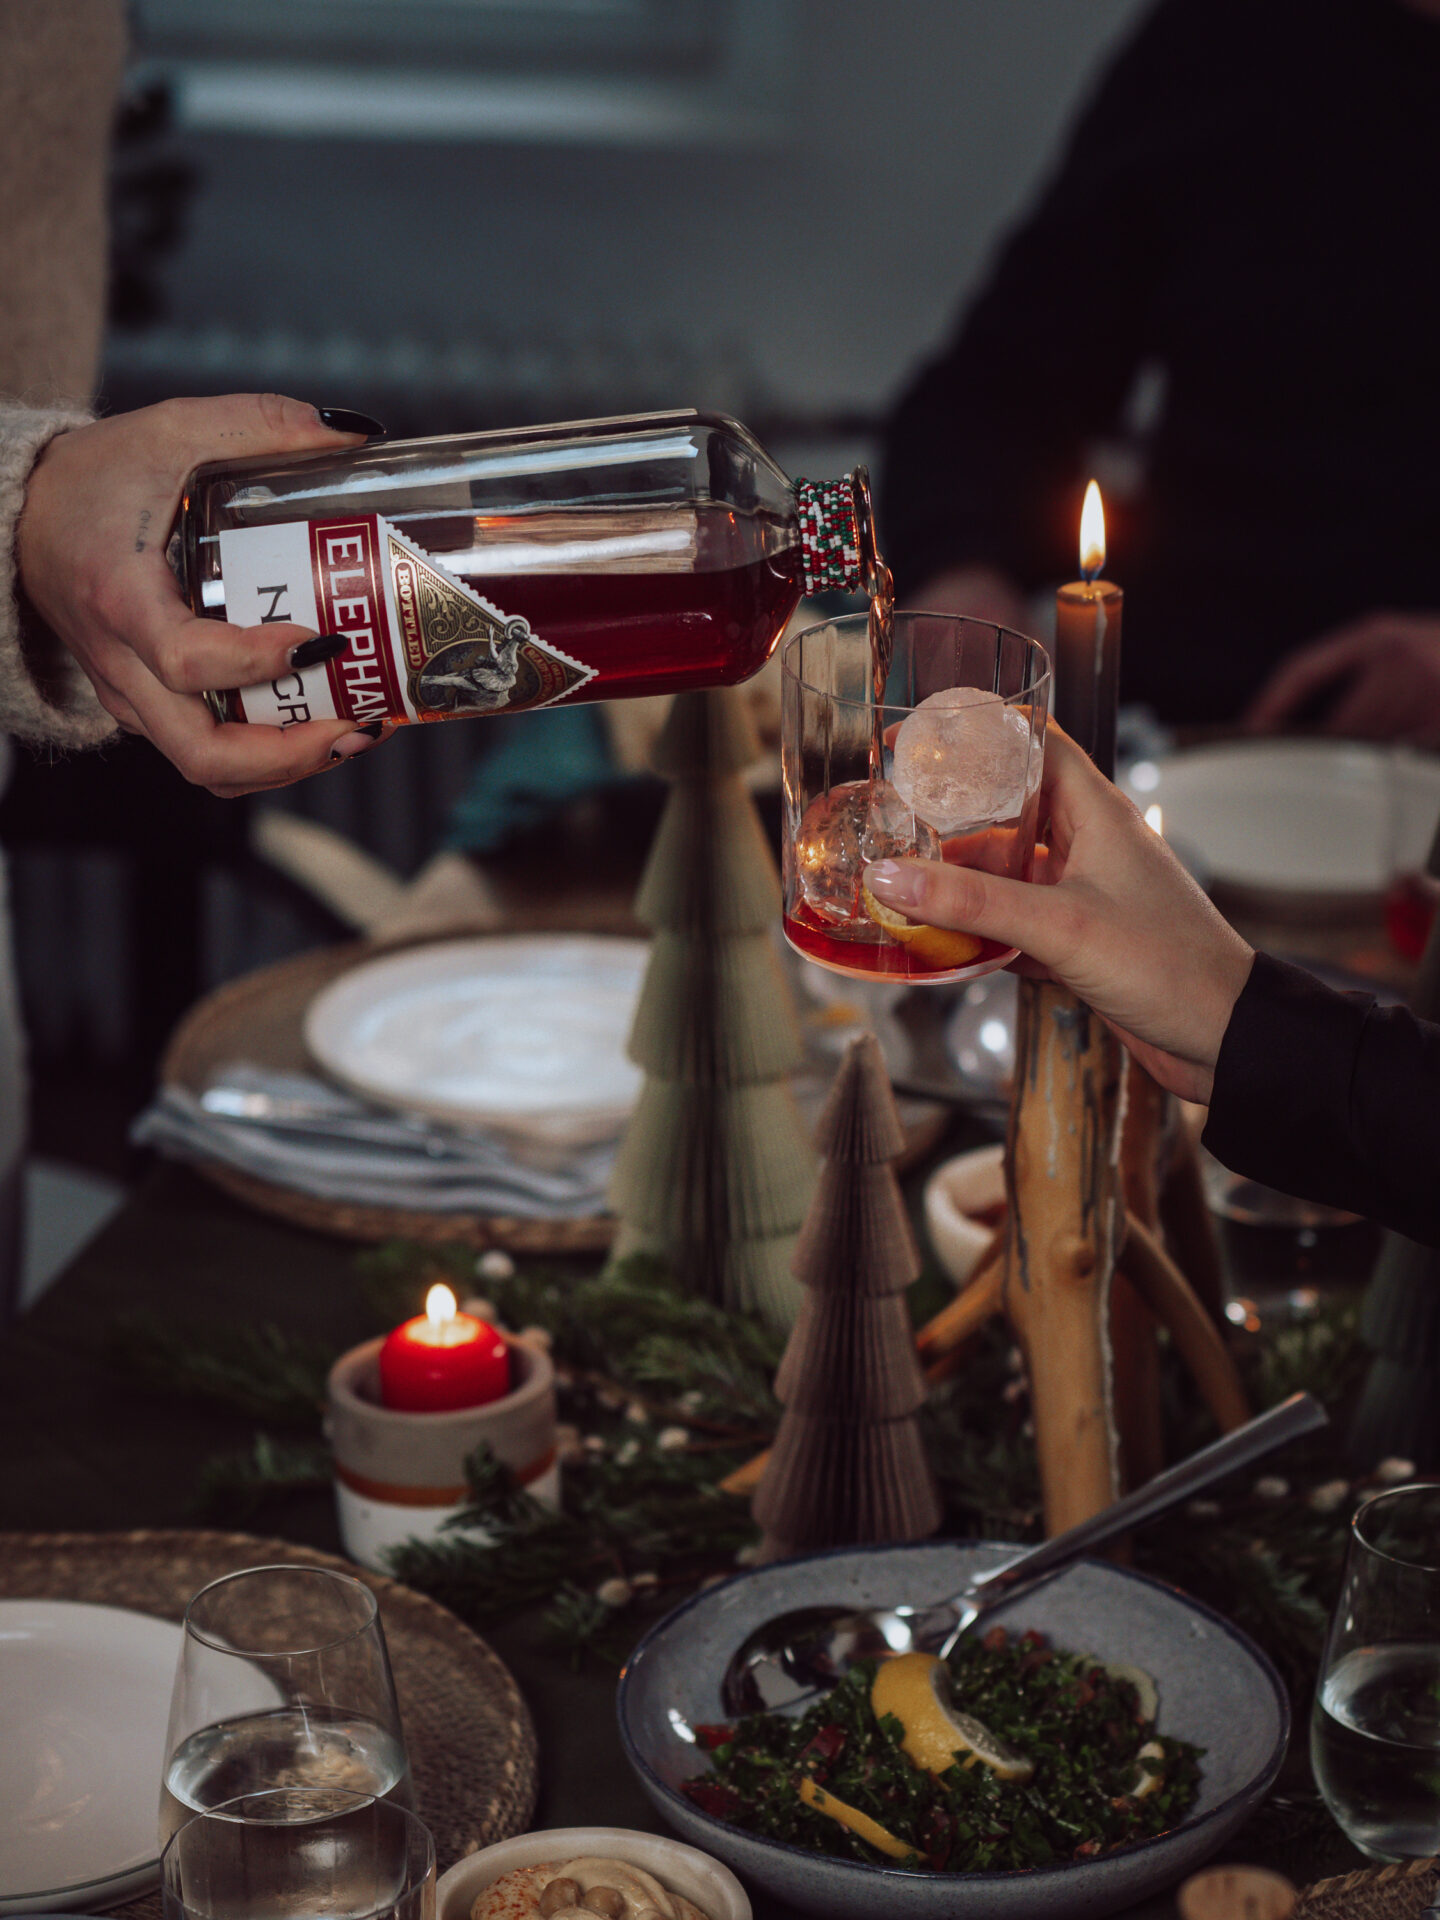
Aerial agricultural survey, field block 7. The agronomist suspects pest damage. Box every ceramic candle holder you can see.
[326,1332,559,1572]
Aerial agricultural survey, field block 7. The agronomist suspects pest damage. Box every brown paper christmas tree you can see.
[752,1032,942,1560]
[608,689,815,1330]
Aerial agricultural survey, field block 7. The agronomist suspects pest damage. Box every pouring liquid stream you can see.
[867,557,895,779]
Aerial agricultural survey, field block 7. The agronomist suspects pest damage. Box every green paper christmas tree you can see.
[753,1032,942,1560]
[608,689,815,1330]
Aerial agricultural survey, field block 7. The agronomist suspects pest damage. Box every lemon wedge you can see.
[796,1775,915,1861]
[1128,1739,1166,1800]
[870,1651,1034,1784]
[860,887,984,972]
[1105,1662,1160,1723]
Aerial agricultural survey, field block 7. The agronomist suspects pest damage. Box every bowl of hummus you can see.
[436,1827,750,1920]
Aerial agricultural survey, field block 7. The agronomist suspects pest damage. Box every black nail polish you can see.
[289,632,348,669]
[316,407,386,437]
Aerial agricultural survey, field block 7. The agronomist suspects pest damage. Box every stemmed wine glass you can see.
[161,1789,434,1920]
[161,1565,412,1849]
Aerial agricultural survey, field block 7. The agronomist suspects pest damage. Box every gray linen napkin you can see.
[132,1065,615,1217]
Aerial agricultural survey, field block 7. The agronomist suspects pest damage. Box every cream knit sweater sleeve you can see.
[0,404,119,751]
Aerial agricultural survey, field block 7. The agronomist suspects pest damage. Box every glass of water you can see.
[161,1565,412,1849]
[1312,1484,1440,1859]
[161,1789,433,1920]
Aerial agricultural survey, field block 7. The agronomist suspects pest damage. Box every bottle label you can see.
[216,514,596,725]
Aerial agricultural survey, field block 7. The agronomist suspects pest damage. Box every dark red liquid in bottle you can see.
[393,502,801,707]
[437,556,799,704]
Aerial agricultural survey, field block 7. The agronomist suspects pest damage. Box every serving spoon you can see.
[721,1391,1327,1716]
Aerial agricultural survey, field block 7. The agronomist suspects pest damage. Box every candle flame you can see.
[1145,804,1164,836]
[425,1282,458,1328]
[1079,480,1105,580]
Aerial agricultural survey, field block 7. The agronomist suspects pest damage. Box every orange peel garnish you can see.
[861,886,983,970]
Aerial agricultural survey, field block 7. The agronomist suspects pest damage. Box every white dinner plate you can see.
[0,1600,182,1914]
[1123,740,1440,899]
[304,935,648,1145]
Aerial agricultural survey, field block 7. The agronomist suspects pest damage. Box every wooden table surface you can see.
[0,1159,1376,1917]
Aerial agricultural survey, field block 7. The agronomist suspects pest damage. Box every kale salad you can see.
[681,1627,1203,1874]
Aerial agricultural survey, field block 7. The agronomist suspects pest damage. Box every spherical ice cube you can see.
[795,780,941,929]
[861,777,942,864]
[891,686,1036,836]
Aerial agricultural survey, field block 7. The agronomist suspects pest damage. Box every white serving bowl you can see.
[924,1143,1006,1288]
[435,1825,752,1920]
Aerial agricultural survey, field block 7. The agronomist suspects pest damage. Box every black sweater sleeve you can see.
[1202,953,1440,1248]
[880,0,1211,595]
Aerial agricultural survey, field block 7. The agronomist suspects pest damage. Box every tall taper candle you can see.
[1054,480,1123,779]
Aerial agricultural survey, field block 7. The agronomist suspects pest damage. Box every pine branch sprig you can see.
[540,1582,641,1669]
[388,1434,759,1639]
[105,1232,1372,1700]
[107,1312,333,1428]
[192,1434,333,1520]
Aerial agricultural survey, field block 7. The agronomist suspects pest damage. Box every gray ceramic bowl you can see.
[617,1542,1288,1920]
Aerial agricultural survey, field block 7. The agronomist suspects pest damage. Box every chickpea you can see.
[538,1881,582,1918]
[580,1891,625,1919]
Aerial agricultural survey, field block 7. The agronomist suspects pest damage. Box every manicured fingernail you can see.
[863,859,923,908]
[289,632,347,669]
[316,407,386,437]
[329,723,386,762]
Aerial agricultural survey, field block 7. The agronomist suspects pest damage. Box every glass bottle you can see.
[175,410,879,728]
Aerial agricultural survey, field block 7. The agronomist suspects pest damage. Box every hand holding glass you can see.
[781,613,1050,985]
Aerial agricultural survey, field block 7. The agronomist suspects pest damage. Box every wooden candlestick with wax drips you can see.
[916,483,1239,1530]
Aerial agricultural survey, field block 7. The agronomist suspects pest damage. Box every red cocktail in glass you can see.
[781,613,1050,987]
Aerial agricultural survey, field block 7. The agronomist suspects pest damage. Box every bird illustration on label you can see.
[415,619,530,713]
[389,529,594,720]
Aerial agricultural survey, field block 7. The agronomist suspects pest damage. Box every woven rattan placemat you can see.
[1294,1854,1438,1919]
[0,1528,539,1913]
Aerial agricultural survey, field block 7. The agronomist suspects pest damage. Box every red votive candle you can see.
[378,1283,510,1412]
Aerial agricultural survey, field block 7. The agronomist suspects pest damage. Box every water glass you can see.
[1203,1152,1380,1325]
[1312,1484,1440,1859]
[161,1789,434,1920]
[781,612,1050,985]
[161,1565,412,1849]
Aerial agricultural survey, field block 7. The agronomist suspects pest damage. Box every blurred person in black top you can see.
[882,0,1440,737]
